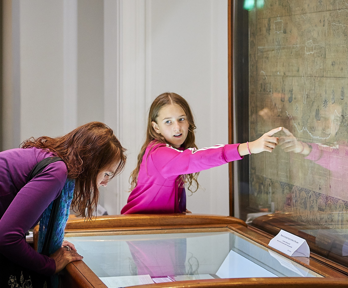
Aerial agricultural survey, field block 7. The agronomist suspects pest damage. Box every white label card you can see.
[269,229,310,257]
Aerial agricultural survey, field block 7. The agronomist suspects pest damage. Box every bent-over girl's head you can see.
[22,121,126,218]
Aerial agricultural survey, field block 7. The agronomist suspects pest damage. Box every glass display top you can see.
[66,230,322,287]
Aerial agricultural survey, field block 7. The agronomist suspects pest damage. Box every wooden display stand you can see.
[34,214,348,288]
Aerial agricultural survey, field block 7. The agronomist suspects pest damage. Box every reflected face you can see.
[96,161,119,188]
[152,103,189,148]
[309,104,342,141]
[271,92,286,117]
[325,104,342,138]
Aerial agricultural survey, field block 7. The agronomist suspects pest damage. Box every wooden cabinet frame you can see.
[49,214,348,287]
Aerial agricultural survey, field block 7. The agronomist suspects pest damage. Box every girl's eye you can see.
[179,118,185,122]
[165,120,172,125]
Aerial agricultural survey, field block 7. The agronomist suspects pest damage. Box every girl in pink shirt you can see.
[121,92,282,214]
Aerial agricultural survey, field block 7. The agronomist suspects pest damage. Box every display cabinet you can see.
[230,0,348,278]
[54,214,348,287]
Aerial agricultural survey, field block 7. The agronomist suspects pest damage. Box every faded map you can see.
[248,0,348,229]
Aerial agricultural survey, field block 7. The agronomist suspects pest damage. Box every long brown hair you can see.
[130,92,199,193]
[21,121,126,218]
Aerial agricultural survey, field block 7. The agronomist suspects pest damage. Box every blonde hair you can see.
[129,92,199,193]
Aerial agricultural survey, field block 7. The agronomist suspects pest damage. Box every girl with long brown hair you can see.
[121,92,281,214]
[0,121,126,287]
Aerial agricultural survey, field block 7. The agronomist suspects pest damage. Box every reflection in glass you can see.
[127,238,190,278]
[234,0,348,268]
[66,230,321,286]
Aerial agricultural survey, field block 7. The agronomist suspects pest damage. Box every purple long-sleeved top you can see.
[0,147,67,275]
[121,141,243,214]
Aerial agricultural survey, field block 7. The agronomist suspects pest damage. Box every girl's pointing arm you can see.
[152,144,243,178]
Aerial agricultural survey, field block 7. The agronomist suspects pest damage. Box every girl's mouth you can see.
[174,133,182,137]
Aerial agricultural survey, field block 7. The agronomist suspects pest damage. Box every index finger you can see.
[265,127,283,136]
[282,127,293,136]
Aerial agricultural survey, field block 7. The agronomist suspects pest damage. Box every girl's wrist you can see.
[248,141,254,154]
[297,141,305,154]
[237,142,252,156]
[302,142,312,156]
[297,141,311,156]
[246,141,252,155]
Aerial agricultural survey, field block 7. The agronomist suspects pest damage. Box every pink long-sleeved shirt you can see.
[121,141,243,214]
[305,142,348,201]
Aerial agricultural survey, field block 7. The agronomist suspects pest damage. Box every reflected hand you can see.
[249,127,282,154]
[50,245,83,273]
[279,127,303,153]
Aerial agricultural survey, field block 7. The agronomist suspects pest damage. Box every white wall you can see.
[2,0,105,145]
[77,0,104,125]
[2,0,228,216]
[2,0,67,148]
[2,0,15,149]
[20,1,65,141]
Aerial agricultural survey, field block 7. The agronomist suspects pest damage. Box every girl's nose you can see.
[173,121,181,131]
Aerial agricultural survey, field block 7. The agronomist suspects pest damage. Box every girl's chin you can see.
[170,142,183,148]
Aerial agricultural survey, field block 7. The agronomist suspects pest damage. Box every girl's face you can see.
[96,161,119,188]
[152,103,189,148]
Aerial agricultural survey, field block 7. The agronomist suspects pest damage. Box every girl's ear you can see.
[152,121,161,134]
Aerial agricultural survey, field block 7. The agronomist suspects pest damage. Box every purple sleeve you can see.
[152,144,243,178]
[0,161,67,275]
